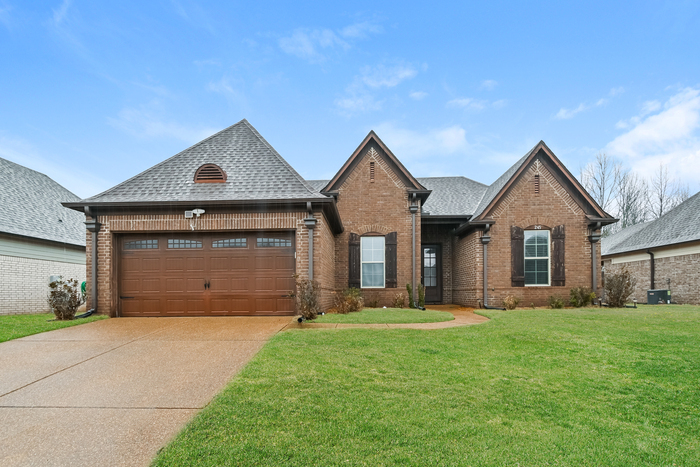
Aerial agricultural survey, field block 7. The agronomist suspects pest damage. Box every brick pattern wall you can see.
[86,211,323,316]
[479,159,599,307]
[0,255,85,315]
[422,224,454,303]
[334,146,421,307]
[452,231,483,306]
[603,252,700,305]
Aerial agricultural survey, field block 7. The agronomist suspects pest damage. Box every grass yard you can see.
[312,307,454,324]
[153,305,700,466]
[0,313,107,343]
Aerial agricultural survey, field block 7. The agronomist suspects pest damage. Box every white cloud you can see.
[52,0,72,25]
[481,79,498,90]
[555,88,622,120]
[373,122,469,159]
[360,64,417,88]
[340,21,382,39]
[447,98,487,110]
[335,62,419,115]
[616,100,662,129]
[278,21,381,62]
[108,105,218,144]
[605,87,700,187]
[409,91,428,100]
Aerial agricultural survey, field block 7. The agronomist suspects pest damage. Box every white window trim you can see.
[524,230,551,287]
[360,236,385,289]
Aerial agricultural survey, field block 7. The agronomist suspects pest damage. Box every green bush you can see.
[569,286,597,307]
[406,284,415,308]
[47,278,84,320]
[604,267,637,308]
[547,295,565,309]
[292,275,321,320]
[502,295,519,310]
[417,284,426,308]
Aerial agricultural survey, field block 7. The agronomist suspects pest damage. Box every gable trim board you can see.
[65,120,615,316]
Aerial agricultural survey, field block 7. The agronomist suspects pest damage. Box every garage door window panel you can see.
[168,239,202,249]
[212,238,247,248]
[124,239,158,250]
[257,237,292,248]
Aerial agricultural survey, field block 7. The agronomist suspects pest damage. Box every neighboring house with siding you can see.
[602,191,700,305]
[0,157,86,315]
[64,119,616,317]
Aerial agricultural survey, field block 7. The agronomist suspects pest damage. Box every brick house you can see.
[602,191,700,305]
[64,120,616,316]
[1,157,86,315]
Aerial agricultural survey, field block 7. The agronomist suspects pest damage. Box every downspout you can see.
[84,207,101,314]
[589,222,602,296]
[409,193,418,307]
[481,225,491,307]
[304,202,317,281]
[646,250,655,290]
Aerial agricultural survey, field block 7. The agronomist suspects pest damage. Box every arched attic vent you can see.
[194,164,227,183]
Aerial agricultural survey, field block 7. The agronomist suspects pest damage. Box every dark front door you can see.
[421,244,442,304]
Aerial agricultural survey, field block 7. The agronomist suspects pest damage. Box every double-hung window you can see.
[361,236,385,288]
[524,230,550,286]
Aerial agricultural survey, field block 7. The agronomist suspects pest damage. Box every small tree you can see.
[604,267,637,307]
[47,278,84,320]
[417,284,426,308]
[406,283,415,308]
[293,275,320,320]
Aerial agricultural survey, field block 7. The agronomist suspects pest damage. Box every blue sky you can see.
[1,1,699,198]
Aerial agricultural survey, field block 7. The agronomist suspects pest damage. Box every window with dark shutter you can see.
[385,232,397,288]
[348,233,361,288]
[552,225,565,286]
[511,226,525,287]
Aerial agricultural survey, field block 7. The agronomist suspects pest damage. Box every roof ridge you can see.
[81,119,249,202]
[239,120,322,195]
[0,156,81,200]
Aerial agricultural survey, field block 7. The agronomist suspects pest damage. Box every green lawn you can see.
[153,305,700,466]
[311,307,454,324]
[0,313,107,343]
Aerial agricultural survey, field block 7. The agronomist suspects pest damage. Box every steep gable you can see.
[73,119,326,205]
[322,131,430,203]
[472,141,614,223]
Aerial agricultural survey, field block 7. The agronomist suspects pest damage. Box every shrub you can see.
[292,274,320,320]
[406,284,415,308]
[502,295,519,310]
[569,286,597,307]
[530,302,536,309]
[547,295,565,309]
[417,284,426,308]
[392,293,406,309]
[604,267,637,308]
[47,278,84,320]
[334,288,364,314]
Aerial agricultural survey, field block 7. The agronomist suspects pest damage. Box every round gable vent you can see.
[194,164,227,183]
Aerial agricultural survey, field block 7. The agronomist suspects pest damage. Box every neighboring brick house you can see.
[64,119,615,317]
[0,157,86,315]
[602,191,700,305]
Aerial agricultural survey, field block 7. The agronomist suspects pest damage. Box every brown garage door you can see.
[118,232,296,316]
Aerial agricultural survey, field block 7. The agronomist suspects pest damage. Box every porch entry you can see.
[421,244,442,304]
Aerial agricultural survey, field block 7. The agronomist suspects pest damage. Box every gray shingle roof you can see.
[306,180,329,192]
[471,145,537,219]
[417,177,487,216]
[602,191,700,255]
[80,119,326,204]
[0,157,85,247]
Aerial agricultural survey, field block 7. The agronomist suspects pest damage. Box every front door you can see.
[421,244,442,304]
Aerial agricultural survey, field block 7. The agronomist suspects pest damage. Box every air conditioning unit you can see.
[647,289,671,305]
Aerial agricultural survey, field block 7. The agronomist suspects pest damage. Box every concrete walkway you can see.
[0,316,290,467]
[284,306,490,330]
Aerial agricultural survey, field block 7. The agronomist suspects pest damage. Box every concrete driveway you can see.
[0,316,290,466]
